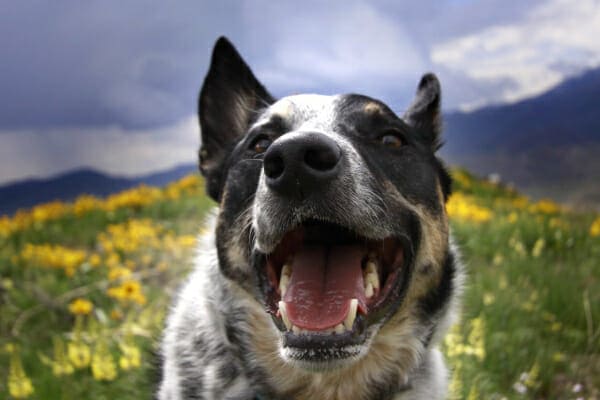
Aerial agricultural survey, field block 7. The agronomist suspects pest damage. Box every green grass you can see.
[1,172,599,399]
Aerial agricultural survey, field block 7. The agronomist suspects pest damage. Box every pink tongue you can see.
[283,245,367,330]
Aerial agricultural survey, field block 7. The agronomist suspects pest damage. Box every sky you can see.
[1,0,600,184]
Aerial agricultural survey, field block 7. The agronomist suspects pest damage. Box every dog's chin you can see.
[255,218,412,367]
[277,323,380,372]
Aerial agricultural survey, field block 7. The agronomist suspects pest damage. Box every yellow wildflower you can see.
[483,293,495,305]
[467,317,485,361]
[524,362,540,389]
[39,337,74,377]
[108,267,132,281]
[67,340,91,369]
[530,199,560,214]
[590,217,600,237]
[446,193,493,223]
[107,280,147,305]
[466,385,480,400]
[119,341,141,370]
[91,340,117,381]
[448,363,463,399]
[507,212,518,223]
[110,309,124,321]
[20,243,86,276]
[68,298,93,315]
[8,350,35,398]
[88,253,102,267]
[531,238,545,258]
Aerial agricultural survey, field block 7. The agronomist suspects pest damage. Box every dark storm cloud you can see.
[0,1,243,129]
[0,1,542,131]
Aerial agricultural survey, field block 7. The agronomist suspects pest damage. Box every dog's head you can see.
[199,37,453,371]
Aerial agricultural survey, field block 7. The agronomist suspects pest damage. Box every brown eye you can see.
[253,137,272,154]
[380,134,403,148]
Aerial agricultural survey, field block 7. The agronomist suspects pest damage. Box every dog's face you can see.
[199,38,452,371]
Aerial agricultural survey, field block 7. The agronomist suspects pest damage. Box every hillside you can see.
[0,164,197,216]
[0,172,599,398]
[442,67,600,207]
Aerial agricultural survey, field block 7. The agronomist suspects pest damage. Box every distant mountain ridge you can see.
[0,164,197,216]
[441,67,600,207]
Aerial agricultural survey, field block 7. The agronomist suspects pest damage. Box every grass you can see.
[1,171,599,399]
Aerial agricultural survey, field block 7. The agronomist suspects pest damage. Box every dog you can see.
[158,37,463,400]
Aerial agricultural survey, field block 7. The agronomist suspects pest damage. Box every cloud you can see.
[431,0,600,110]
[238,0,428,114]
[0,117,199,185]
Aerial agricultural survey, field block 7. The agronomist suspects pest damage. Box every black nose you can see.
[263,132,342,199]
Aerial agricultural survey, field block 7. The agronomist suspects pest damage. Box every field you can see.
[1,171,599,399]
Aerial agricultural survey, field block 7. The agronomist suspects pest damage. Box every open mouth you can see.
[259,219,409,360]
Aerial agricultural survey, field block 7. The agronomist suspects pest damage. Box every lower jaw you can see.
[277,323,379,370]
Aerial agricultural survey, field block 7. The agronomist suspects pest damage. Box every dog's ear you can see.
[198,37,275,201]
[403,73,442,150]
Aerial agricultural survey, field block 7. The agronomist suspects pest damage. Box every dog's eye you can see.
[379,133,403,148]
[252,137,272,154]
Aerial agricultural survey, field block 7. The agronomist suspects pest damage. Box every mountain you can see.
[441,67,600,207]
[0,164,197,216]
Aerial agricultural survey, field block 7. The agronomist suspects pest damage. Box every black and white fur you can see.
[158,37,463,400]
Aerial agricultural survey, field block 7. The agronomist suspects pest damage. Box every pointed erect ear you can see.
[198,37,275,200]
[403,73,442,150]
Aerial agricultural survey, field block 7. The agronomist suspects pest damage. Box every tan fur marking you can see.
[364,102,384,114]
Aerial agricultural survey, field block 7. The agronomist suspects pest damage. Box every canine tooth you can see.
[365,282,374,298]
[281,264,292,277]
[278,301,292,330]
[365,260,377,274]
[292,325,301,334]
[364,260,379,290]
[334,324,345,334]
[344,299,358,331]
[279,274,290,296]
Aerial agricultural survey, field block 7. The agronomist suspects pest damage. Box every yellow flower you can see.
[448,363,463,399]
[483,293,495,305]
[529,199,561,214]
[119,342,141,370]
[91,340,117,381]
[446,193,493,223]
[88,253,102,267]
[107,280,147,305]
[67,341,91,369]
[507,212,518,223]
[68,298,93,316]
[467,317,485,361]
[466,385,480,400]
[590,217,600,237]
[39,337,74,377]
[8,352,35,398]
[531,238,545,258]
[108,267,132,281]
[20,243,86,276]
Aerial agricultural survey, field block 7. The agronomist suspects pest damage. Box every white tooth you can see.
[365,260,380,290]
[292,325,301,334]
[344,299,358,331]
[279,274,289,296]
[281,264,292,277]
[366,260,377,273]
[278,301,292,330]
[365,282,374,298]
[335,324,345,334]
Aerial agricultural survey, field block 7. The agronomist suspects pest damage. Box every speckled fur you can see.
[158,38,464,400]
